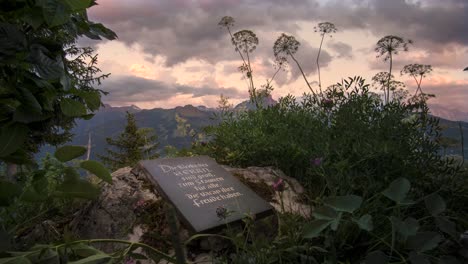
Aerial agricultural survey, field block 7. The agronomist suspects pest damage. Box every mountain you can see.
[429,104,468,122]
[37,99,468,162]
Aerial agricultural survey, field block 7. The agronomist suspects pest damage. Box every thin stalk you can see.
[459,122,465,164]
[387,54,393,104]
[317,34,325,94]
[166,204,186,264]
[290,53,316,96]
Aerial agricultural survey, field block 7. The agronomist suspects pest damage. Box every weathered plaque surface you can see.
[137,156,274,233]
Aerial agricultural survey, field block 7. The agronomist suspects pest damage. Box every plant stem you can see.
[317,34,325,94]
[290,53,316,96]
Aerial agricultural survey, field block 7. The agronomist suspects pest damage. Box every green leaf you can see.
[80,160,112,183]
[392,217,419,242]
[365,250,388,264]
[435,217,457,239]
[324,195,362,213]
[13,105,51,123]
[38,0,71,27]
[382,177,410,204]
[77,90,101,111]
[407,232,442,253]
[64,167,81,182]
[330,212,342,231]
[63,0,92,11]
[0,257,27,264]
[303,219,332,238]
[18,86,42,113]
[408,251,430,264]
[60,98,87,117]
[312,206,339,220]
[30,44,64,79]
[54,179,99,199]
[0,180,22,207]
[54,145,87,162]
[68,243,104,258]
[355,214,373,231]
[0,123,28,157]
[68,254,111,264]
[438,256,461,264]
[424,193,446,216]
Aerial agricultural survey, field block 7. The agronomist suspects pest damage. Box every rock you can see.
[38,165,308,262]
[225,166,312,217]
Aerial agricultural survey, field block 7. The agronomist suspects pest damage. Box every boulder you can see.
[68,166,310,262]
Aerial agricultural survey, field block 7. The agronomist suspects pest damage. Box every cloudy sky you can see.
[83,0,468,112]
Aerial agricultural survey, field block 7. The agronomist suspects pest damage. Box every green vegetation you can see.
[1,7,467,264]
[99,111,160,170]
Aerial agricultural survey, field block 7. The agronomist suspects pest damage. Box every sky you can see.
[82,0,468,113]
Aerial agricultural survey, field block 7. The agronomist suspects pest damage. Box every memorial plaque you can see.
[136,156,275,233]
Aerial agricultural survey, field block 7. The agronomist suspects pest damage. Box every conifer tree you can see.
[99,112,159,170]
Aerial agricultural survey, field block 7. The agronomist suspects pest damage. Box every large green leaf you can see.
[60,98,87,117]
[63,0,92,11]
[303,219,332,238]
[13,105,51,123]
[312,205,339,220]
[77,90,101,111]
[0,181,22,207]
[0,23,26,56]
[68,243,104,258]
[382,177,410,204]
[435,217,457,239]
[68,254,110,264]
[424,193,446,216]
[17,86,42,113]
[354,214,373,231]
[438,256,462,264]
[324,195,362,213]
[54,145,87,162]
[0,123,29,157]
[29,44,63,79]
[0,257,31,264]
[54,179,99,199]
[80,160,112,183]
[408,251,430,264]
[38,0,71,27]
[407,232,442,253]
[392,217,419,242]
[365,250,388,264]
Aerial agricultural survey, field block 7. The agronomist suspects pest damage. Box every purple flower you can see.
[273,178,285,192]
[133,199,146,210]
[322,98,334,108]
[311,157,323,166]
[125,257,136,264]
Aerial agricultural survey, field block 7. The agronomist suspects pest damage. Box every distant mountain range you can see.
[37,97,467,162]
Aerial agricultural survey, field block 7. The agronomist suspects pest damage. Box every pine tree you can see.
[99,112,159,170]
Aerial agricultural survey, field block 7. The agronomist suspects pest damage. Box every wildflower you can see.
[311,157,323,166]
[124,257,136,264]
[322,98,333,108]
[133,199,146,210]
[272,178,285,192]
[216,205,228,220]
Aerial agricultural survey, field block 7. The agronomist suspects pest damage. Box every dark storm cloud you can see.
[87,0,322,66]
[100,75,243,103]
[86,0,468,70]
[321,0,468,49]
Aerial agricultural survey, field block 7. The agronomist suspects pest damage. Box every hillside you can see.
[37,101,468,162]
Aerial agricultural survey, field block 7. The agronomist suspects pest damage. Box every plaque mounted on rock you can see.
[135,156,275,233]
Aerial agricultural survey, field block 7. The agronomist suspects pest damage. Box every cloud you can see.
[100,75,244,105]
[328,41,353,59]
